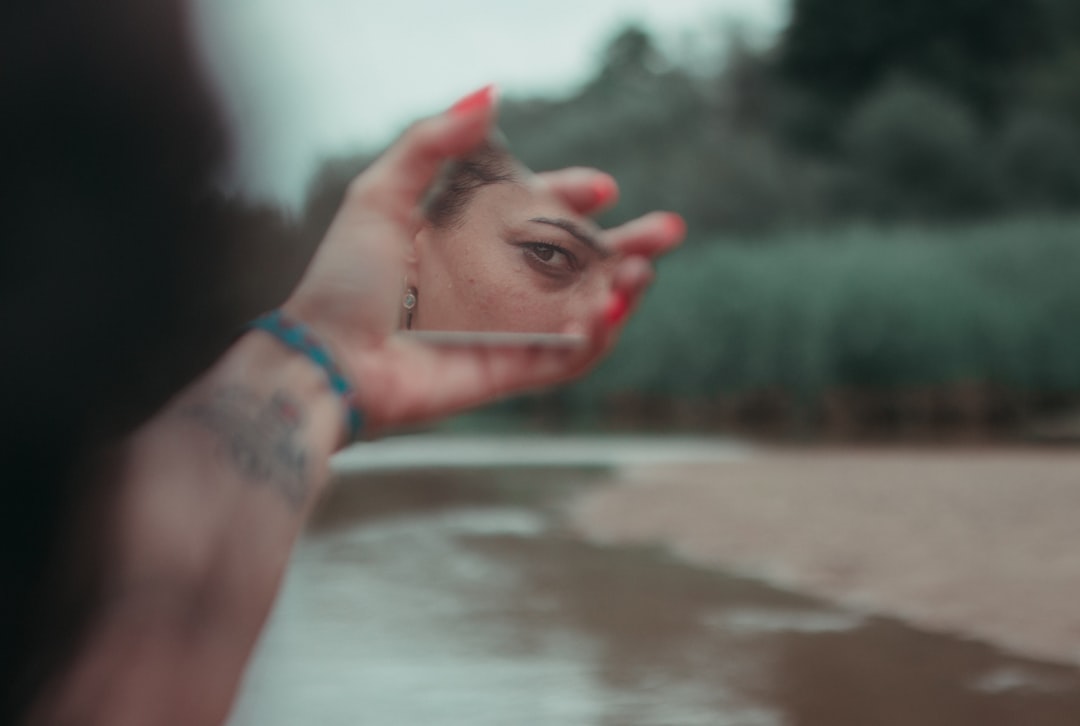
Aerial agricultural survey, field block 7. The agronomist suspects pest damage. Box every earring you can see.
[402,286,418,329]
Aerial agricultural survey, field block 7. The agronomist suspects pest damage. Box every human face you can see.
[409,178,618,333]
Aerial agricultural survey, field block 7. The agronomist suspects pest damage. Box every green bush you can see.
[562,217,1080,409]
[995,110,1080,210]
[843,79,995,218]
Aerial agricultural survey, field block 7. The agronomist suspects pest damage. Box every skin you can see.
[411,177,618,333]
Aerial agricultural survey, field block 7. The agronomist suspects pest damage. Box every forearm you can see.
[31,331,344,726]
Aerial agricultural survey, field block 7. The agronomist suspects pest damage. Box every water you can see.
[230,468,1080,726]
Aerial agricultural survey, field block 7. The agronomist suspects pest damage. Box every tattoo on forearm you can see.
[184,385,310,510]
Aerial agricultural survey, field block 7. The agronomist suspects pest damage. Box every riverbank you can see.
[571,447,1080,667]
[234,457,1080,725]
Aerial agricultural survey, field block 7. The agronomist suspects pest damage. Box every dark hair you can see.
[423,139,520,229]
[0,2,243,719]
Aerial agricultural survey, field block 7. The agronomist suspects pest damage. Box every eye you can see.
[520,242,576,273]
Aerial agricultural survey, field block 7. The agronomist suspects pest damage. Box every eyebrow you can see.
[528,217,608,257]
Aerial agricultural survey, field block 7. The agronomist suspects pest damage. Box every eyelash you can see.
[519,242,577,271]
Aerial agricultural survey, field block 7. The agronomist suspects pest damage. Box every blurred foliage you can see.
[995,109,1080,210]
[536,217,1080,427]
[842,79,994,218]
[305,2,1080,238]
[779,0,1050,116]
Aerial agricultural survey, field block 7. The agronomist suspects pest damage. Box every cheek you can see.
[484,255,620,333]
[417,236,518,329]
[493,266,604,333]
[461,254,550,330]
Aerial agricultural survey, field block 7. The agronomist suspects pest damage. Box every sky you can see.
[193,0,786,210]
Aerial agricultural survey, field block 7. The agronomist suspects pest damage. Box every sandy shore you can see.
[570,448,1080,666]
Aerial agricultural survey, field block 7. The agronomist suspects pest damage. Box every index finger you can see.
[603,211,686,258]
[535,167,620,216]
[346,85,498,223]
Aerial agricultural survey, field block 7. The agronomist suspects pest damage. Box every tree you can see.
[778,0,1051,115]
[594,25,664,86]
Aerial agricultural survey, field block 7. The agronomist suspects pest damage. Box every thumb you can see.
[346,85,498,224]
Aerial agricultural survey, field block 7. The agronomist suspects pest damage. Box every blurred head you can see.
[411,143,615,333]
[0,1,252,718]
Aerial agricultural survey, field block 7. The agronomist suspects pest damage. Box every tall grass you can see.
[563,216,1080,411]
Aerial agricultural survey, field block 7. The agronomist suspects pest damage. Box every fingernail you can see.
[603,291,630,327]
[592,176,616,205]
[663,212,687,239]
[449,84,497,116]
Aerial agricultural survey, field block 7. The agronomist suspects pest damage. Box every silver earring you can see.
[403,286,418,329]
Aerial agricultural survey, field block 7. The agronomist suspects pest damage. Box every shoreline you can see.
[570,448,1080,667]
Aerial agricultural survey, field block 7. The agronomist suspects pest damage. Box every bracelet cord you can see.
[248,310,363,442]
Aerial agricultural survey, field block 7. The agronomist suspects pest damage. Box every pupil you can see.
[535,246,555,262]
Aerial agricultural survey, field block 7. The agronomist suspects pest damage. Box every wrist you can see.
[212,330,347,458]
[250,308,368,444]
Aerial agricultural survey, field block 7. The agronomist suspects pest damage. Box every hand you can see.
[284,86,684,438]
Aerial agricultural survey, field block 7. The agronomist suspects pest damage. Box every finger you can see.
[362,338,586,432]
[348,85,498,222]
[604,211,686,258]
[613,255,655,296]
[406,257,657,415]
[535,167,619,215]
[577,259,652,362]
[597,256,654,329]
[370,272,665,432]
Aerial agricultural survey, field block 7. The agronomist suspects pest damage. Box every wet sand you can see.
[230,460,1080,725]
[572,448,1080,669]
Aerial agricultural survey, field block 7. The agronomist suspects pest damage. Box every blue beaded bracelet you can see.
[249,310,364,442]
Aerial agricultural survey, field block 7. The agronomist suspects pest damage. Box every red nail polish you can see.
[449,84,497,116]
[592,176,616,205]
[603,291,630,327]
[664,212,687,239]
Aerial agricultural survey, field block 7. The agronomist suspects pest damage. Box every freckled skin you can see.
[410,182,618,333]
